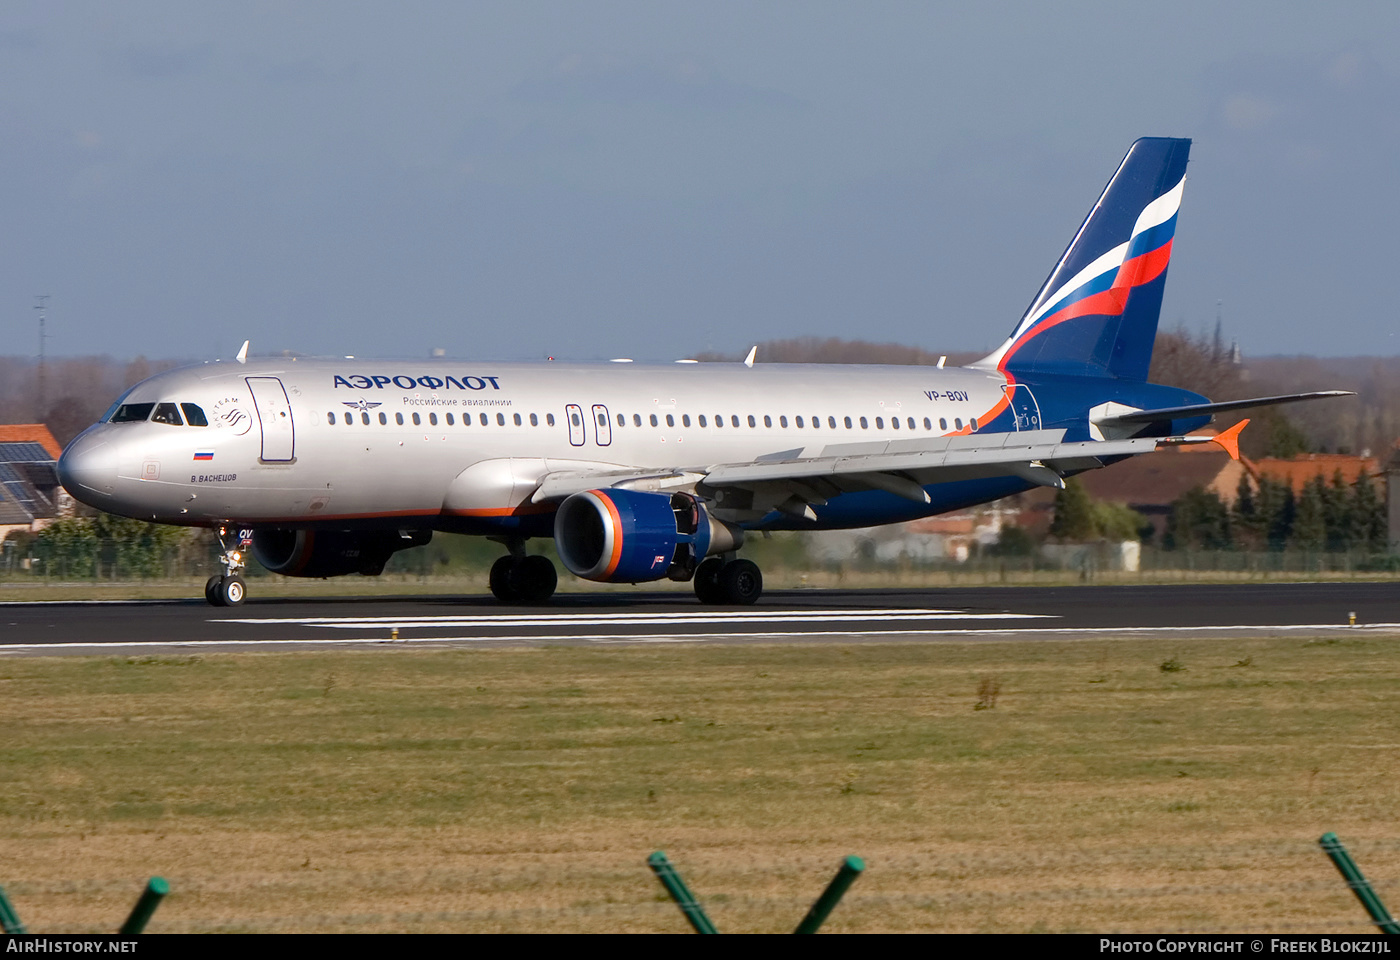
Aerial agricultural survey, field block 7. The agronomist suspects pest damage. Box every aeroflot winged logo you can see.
[334,374,503,391]
[343,399,382,412]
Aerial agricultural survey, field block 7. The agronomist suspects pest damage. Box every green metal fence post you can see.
[0,885,26,935]
[118,877,169,935]
[647,851,719,934]
[794,855,865,934]
[1319,832,1400,935]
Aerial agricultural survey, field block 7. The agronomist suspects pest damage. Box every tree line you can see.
[1165,470,1387,553]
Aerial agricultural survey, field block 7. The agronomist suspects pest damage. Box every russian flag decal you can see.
[193,450,215,461]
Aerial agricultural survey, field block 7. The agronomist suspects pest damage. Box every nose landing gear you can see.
[206,527,248,607]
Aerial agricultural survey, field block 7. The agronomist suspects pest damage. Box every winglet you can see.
[1211,419,1249,460]
[743,345,757,368]
[235,340,249,365]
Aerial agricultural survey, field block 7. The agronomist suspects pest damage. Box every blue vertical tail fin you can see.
[976,137,1191,381]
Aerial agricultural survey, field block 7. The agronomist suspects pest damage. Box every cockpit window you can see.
[110,402,155,423]
[101,388,137,423]
[181,403,209,426]
[151,403,184,426]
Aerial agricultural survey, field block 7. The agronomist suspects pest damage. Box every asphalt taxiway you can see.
[2,582,1398,655]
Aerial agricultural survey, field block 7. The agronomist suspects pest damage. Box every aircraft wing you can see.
[528,428,1226,522]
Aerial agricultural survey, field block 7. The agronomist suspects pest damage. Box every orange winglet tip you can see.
[1211,419,1249,460]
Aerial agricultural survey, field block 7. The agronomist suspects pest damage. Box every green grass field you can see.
[1,636,1397,933]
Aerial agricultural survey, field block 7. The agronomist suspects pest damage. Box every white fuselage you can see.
[60,358,1023,532]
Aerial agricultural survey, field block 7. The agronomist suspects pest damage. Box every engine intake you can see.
[251,529,431,578]
[554,489,739,583]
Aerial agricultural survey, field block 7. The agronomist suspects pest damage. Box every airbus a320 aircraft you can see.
[58,138,1347,607]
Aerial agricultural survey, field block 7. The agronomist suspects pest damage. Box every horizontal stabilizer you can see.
[1095,390,1353,426]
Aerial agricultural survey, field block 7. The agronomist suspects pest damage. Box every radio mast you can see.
[34,295,50,419]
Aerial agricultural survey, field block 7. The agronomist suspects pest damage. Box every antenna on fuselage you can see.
[743,345,757,368]
[236,340,249,364]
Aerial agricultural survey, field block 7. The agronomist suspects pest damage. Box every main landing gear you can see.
[693,557,763,605]
[489,551,558,604]
[206,526,247,607]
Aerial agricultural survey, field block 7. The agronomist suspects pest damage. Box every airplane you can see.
[58,137,1350,607]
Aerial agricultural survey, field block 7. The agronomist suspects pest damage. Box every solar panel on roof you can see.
[0,464,20,483]
[0,442,49,462]
[3,481,33,505]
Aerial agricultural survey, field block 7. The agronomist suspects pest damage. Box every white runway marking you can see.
[4,622,1400,655]
[219,608,1052,630]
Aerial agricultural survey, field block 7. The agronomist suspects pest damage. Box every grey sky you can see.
[2,1,1397,363]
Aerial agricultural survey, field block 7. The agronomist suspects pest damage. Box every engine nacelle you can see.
[554,489,741,583]
[251,529,431,578]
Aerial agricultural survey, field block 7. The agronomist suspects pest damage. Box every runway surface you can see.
[2,582,1399,655]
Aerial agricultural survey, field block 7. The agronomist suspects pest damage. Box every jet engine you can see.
[250,529,431,578]
[553,489,741,583]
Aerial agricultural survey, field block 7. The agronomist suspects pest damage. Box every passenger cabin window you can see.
[731,415,740,428]
[181,403,208,426]
[429,413,438,426]
[666,414,674,427]
[531,414,539,426]
[890,417,899,430]
[954,418,963,430]
[617,413,624,426]
[859,417,868,429]
[779,416,787,428]
[939,418,947,430]
[748,415,756,427]
[828,416,837,429]
[970,418,977,431]
[763,415,772,427]
[875,417,883,429]
[396,413,405,425]
[795,416,804,428]
[111,402,155,423]
[514,413,522,426]
[699,415,708,427]
[844,417,853,429]
[479,413,487,426]
[381,412,389,425]
[445,413,454,425]
[650,414,658,427]
[497,413,505,426]
[634,414,643,427]
[326,412,335,425]
[343,412,353,425]
[682,414,691,427]
[909,417,916,430]
[361,412,370,425]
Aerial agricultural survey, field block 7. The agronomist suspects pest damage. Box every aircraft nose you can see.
[57,432,119,504]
